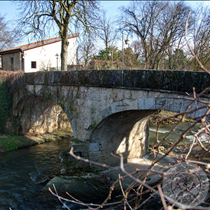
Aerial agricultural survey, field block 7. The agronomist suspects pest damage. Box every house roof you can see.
[0,33,79,55]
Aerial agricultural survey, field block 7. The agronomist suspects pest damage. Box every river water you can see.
[0,122,206,210]
[0,138,72,210]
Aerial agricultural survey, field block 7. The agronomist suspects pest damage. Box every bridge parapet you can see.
[24,70,210,94]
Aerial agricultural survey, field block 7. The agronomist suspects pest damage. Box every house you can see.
[0,33,79,72]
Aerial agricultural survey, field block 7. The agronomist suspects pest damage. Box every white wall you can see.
[24,37,77,72]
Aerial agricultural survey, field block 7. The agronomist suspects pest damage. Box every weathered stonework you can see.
[6,95,72,135]
[24,70,210,93]
[9,70,210,167]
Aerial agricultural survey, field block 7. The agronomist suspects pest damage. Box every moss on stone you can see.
[0,82,11,133]
[71,138,81,143]
[0,134,37,152]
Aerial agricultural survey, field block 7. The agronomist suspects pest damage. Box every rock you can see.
[101,153,176,189]
[42,175,108,203]
[42,154,176,202]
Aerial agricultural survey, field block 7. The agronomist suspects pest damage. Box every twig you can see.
[119,154,187,209]
[69,147,110,168]
[135,192,156,209]
[65,192,93,209]
[158,185,168,210]
[50,184,71,210]
[185,136,196,160]
[118,174,132,210]
[185,10,210,74]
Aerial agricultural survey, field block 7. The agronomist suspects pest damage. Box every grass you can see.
[0,130,73,153]
[0,134,37,152]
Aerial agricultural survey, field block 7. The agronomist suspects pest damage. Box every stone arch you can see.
[84,94,209,166]
[136,96,208,119]
[88,110,156,166]
[7,94,73,136]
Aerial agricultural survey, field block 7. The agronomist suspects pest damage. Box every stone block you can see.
[111,101,124,112]
[69,142,89,153]
[109,70,122,86]
[35,85,43,94]
[101,107,112,119]
[155,98,170,111]
[123,89,131,99]
[138,98,156,110]
[34,72,45,84]
[26,85,34,94]
[89,151,103,162]
[53,71,62,84]
[184,71,201,93]
[146,70,163,89]
[123,99,138,110]
[89,143,100,152]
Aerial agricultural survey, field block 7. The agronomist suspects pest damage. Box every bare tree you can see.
[97,10,118,50]
[0,14,21,51]
[17,0,99,71]
[119,1,192,70]
[76,31,96,67]
[190,4,210,71]
[130,40,145,67]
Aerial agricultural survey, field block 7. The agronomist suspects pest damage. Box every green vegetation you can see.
[91,46,140,70]
[71,138,82,143]
[0,81,11,133]
[0,134,36,152]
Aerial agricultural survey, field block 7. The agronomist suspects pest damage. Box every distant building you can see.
[0,33,79,72]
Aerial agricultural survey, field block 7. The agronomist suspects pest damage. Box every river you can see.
[0,122,206,209]
[0,138,72,210]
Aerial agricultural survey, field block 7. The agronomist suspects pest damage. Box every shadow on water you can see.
[0,122,201,210]
[0,138,73,210]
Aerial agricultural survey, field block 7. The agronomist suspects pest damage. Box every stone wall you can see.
[24,70,210,94]
[6,95,72,135]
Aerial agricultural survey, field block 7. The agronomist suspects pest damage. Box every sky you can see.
[0,1,210,48]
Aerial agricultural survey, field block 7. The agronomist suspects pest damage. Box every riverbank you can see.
[0,130,73,153]
[0,111,193,153]
[149,110,195,125]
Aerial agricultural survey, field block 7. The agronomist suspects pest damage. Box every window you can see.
[31,61,37,69]
[10,57,13,65]
[10,57,14,70]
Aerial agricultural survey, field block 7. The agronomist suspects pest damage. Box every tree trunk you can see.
[168,49,173,70]
[142,39,150,69]
[60,28,69,71]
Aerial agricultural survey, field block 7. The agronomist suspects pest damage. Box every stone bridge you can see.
[11,70,210,166]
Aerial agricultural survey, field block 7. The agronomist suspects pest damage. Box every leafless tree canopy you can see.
[97,10,118,50]
[191,5,210,70]
[76,31,96,66]
[119,1,192,70]
[0,15,21,51]
[12,1,210,71]
[17,0,100,71]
